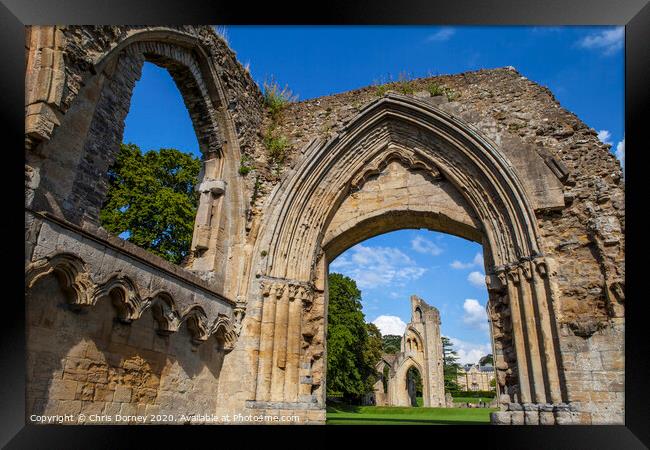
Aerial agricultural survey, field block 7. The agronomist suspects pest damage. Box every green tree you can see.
[441,336,462,393]
[407,366,423,397]
[382,335,402,354]
[362,323,384,392]
[100,143,201,265]
[479,354,494,366]
[326,273,382,402]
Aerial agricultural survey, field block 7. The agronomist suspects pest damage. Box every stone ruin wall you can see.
[24,25,265,424]
[25,25,624,425]
[242,68,624,424]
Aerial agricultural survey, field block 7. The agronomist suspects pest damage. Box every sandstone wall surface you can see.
[25,26,624,425]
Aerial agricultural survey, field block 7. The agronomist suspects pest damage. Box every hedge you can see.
[450,390,496,398]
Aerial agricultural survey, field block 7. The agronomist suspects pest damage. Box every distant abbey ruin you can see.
[25,26,625,425]
[371,296,445,408]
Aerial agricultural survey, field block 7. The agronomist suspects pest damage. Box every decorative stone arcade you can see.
[25,26,625,425]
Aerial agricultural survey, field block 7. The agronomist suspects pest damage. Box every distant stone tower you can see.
[372,295,446,407]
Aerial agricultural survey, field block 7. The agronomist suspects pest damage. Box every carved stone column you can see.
[253,278,320,407]
[255,281,282,402]
[284,285,307,402]
[531,256,563,404]
[518,261,547,404]
[490,257,567,425]
[270,284,290,400]
[503,266,532,404]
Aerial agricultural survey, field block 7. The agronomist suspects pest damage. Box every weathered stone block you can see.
[539,411,555,425]
[113,385,132,403]
[554,411,574,425]
[93,385,114,402]
[49,379,78,400]
[510,411,525,425]
[524,411,539,425]
[56,400,82,416]
[600,350,624,370]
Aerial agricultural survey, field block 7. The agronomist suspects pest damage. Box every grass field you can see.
[452,396,492,404]
[326,404,497,425]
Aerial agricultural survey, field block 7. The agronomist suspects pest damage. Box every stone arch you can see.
[404,325,423,353]
[245,94,566,415]
[393,358,425,407]
[25,252,94,307]
[415,307,423,322]
[26,27,246,282]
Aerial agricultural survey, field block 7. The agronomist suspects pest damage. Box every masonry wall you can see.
[27,274,229,424]
[25,209,239,424]
[240,68,624,424]
[25,25,264,423]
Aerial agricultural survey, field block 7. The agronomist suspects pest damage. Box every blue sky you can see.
[122,26,624,364]
[329,230,492,365]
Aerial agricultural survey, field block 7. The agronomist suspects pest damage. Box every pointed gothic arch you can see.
[245,94,565,414]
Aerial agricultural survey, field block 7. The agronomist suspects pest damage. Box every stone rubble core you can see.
[25,25,624,425]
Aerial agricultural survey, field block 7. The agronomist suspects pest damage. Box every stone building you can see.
[25,25,625,425]
[457,363,496,392]
[371,296,445,407]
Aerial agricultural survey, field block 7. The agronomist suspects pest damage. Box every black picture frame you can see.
[3,1,648,448]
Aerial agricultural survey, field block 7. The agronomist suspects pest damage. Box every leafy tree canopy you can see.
[479,354,494,366]
[382,335,402,354]
[327,273,383,401]
[100,143,201,265]
[441,336,462,394]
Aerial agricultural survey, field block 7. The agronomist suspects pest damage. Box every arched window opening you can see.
[406,366,423,407]
[326,228,495,412]
[99,62,202,266]
[382,365,390,394]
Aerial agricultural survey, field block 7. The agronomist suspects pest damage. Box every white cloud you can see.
[450,252,483,270]
[447,337,492,365]
[467,271,486,288]
[425,27,455,42]
[411,235,443,256]
[330,244,427,289]
[615,137,625,167]
[462,299,489,331]
[373,315,407,336]
[597,129,613,146]
[473,253,484,266]
[577,27,624,56]
[450,260,472,269]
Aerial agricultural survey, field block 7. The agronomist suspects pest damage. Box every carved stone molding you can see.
[25,252,95,306]
[25,252,240,351]
[349,147,442,191]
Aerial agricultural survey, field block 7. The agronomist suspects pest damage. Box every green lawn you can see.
[326,404,497,425]
[452,396,492,404]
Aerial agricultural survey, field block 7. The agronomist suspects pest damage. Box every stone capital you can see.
[506,266,521,285]
[196,178,226,195]
[533,257,548,278]
[520,260,533,281]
